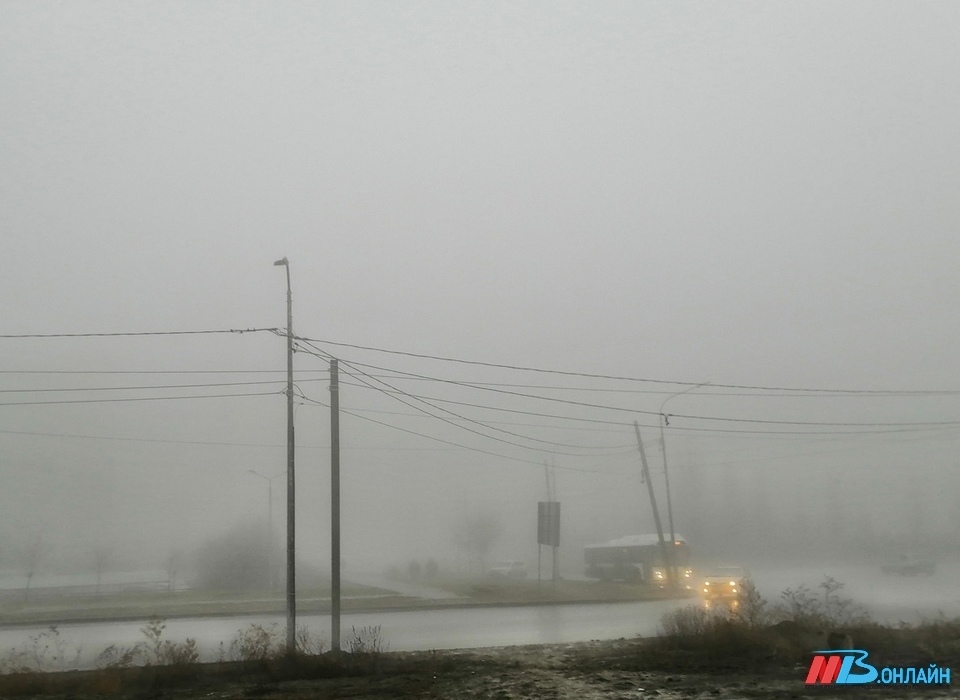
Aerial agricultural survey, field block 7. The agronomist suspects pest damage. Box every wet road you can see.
[0,599,688,669]
[2,561,958,670]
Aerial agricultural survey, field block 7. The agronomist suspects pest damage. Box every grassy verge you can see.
[629,576,960,675]
[0,584,398,626]
[0,578,693,626]
[425,575,695,605]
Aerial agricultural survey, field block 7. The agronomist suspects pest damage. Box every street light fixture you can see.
[248,469,285,591]
[659,382,710,543]
[274,256,296,656]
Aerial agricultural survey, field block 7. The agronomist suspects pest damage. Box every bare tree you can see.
[20,535,52,602]
[165,549,182,592]
[92,544,113,596]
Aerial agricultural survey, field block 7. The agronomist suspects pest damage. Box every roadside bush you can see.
[348,625,385,655]
[96,616,199,668]
[772,575,869,628]
[736,578,769,626]
[0,626,80,673]
[659,604,724,638]
[296,624,327,656]
[229,623,284,661]
[654,577,874,667]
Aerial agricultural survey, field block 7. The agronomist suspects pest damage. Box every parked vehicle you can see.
[880,554,935,576]
[489,560,528,579]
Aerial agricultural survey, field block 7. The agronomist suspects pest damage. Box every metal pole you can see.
[330,358,341,652]
[248,469,283,591]
[268,479,273,591]
[659,382,709,545]
[274,257,296,656]
[659,415,675,544]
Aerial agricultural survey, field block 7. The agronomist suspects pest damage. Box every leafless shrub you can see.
[348,625,385,655]
[296,624,326,656]
[229,623,284,661]
[736,578,770,627]
[96,643,146,669]
[0,626,81,673]
[659,604,728,638]
[773,576,869,628]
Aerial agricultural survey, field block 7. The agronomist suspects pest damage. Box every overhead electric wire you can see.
[0,390,281,407]
[349,374,960,399]
[0,428,461,451]
[0,369,326,375]
[300,345,954,448]
[0,379,320,394]
[295,390,603,472]
[335,379,634,430]
[0,328,278,338]
[323,358,960,431]
[299,339,632,454]
[332,358,624,456]
[298,335,960,395]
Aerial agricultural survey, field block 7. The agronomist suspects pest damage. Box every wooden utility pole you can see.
[330,358,341,652]
[634,421,677,590]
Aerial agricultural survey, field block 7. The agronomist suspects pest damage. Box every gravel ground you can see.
[54,639,959,699]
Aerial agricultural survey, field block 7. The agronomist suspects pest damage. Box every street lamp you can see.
[274,256,296,656]
[659,382,710,543]
[248,469,284,591]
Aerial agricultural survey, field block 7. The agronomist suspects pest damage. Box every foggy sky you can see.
[1,2,958,576]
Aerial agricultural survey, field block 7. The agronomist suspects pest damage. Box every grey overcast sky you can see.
[1,2,958,572]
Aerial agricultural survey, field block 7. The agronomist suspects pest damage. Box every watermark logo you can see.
[806,649,951,686]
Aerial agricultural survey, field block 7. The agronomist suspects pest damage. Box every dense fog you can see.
[1,2,958,614]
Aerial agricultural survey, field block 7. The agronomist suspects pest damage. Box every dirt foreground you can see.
[2,638,957,699]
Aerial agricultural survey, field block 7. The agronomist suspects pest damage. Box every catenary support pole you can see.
[274,257,296,655]
[634,421,677,590]
[330,358,341,652]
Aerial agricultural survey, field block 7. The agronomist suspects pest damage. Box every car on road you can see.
[489,560,528,580]
[699,565,749,600]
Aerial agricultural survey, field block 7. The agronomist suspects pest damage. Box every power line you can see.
[335,380,634,430]
[333,381,956,437]
[347,373,960,399]
[295,391,604,472]
[323,358,960,430]
[0,328,279,338]
[298,335,959,395]
[339,359,623,456]
[299,339,632,454]
[0,428,464,451]
[0,390,281,407]
[0,379,319,394]
[0,369,326,375]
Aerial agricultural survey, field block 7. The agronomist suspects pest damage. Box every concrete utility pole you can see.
[329,358,341,652]
[634,421,677,590]
[274,256,296,655]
